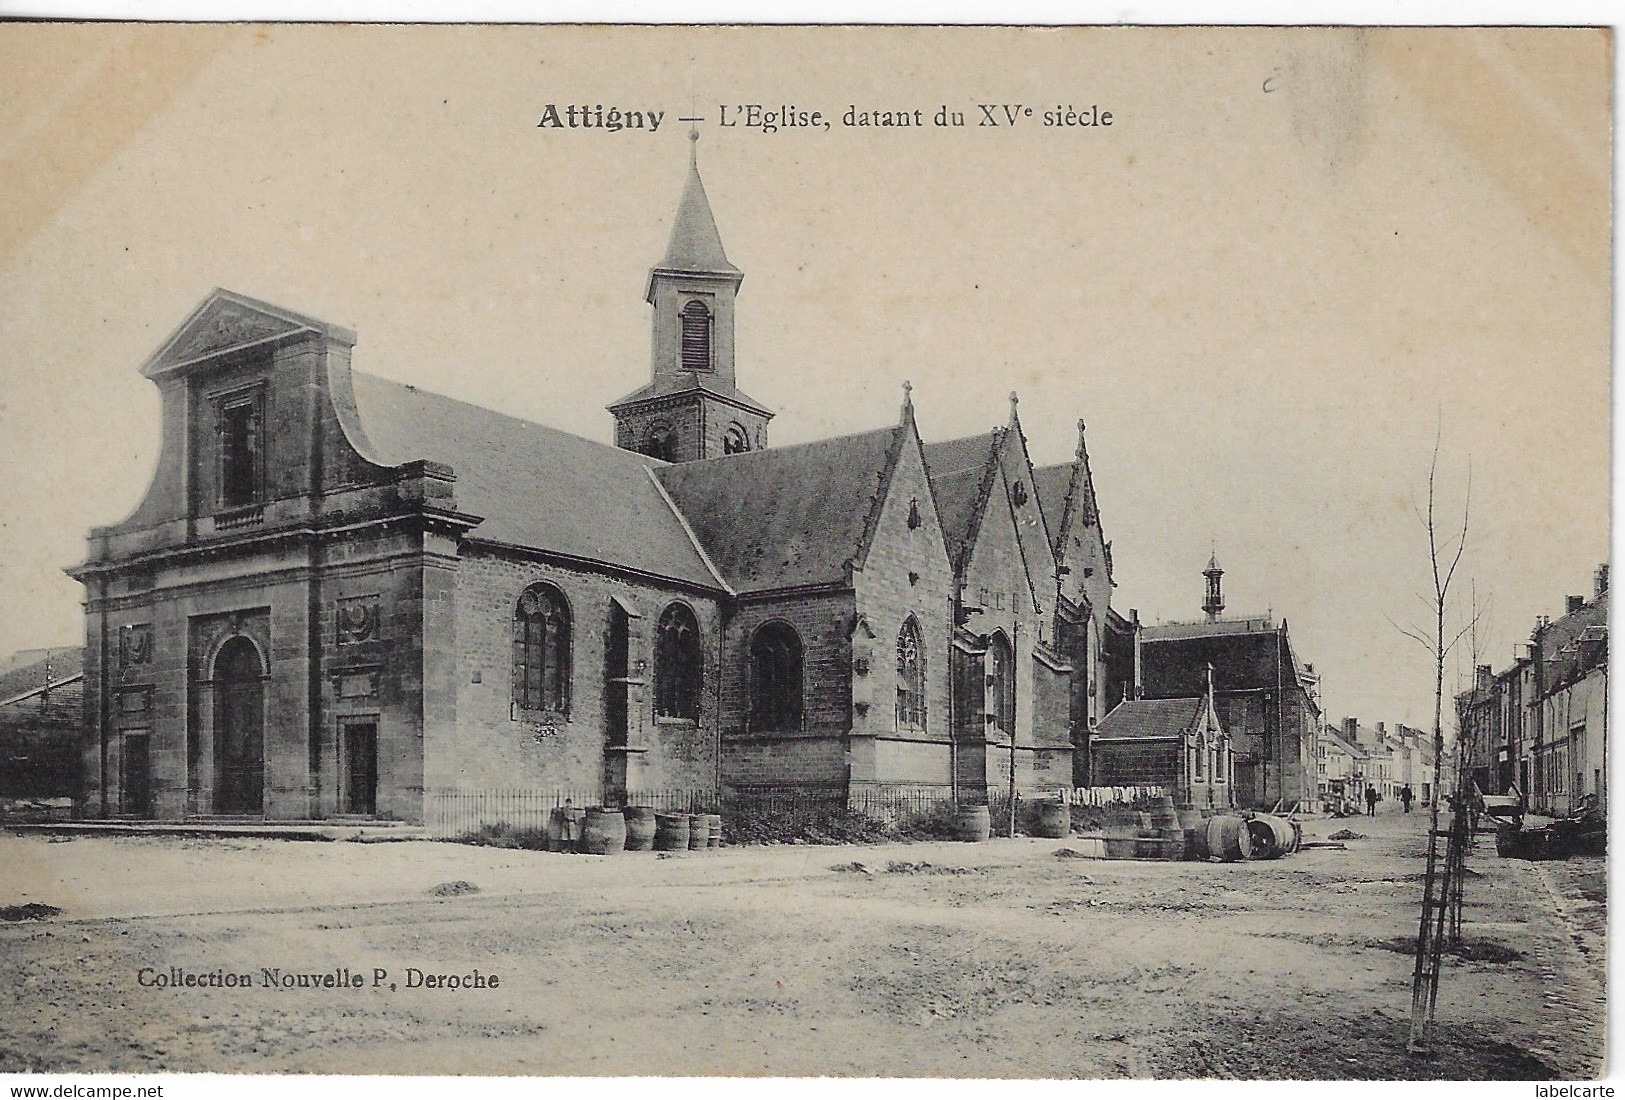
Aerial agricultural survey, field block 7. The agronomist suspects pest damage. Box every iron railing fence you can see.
[426,783,1166,838]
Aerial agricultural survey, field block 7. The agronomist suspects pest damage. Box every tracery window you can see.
[895,617,926,732]
[987,631,1015,735]
[514,584,571,714]
[655,603,703,720]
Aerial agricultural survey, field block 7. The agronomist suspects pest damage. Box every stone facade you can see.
[69,153,1120,823]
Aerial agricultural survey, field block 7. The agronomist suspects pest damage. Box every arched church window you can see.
[895,616,926,732]
[680,299,712,372]
[987,631,1014,735]
[749,622,803,731]
[723,422,751,455]
[655,603,703,720]
[640,421,677,462]
[514,583,571,714]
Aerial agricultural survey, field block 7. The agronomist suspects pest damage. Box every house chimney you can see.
[1475,664,1493,691]
[1597,564,1610,599]
[1376,722,1386,736]
[1566,595,1585,615]
[1343,717,1357,741]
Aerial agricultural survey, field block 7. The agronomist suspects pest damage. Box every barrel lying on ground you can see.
[1247,814,1296,860]
[1206,814,1251,861]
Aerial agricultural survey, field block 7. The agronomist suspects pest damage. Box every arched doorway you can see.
[214,637,265,815]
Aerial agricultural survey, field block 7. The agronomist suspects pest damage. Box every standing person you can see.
[1365,785,1378,817]
[1401,785,1414,814]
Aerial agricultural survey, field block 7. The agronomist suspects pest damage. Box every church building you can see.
[69,142,1116,824]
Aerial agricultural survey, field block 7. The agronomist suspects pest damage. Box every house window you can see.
[216,392,263,510]
[514,584,571,714]
[987,631,1014,734]
[750,622,803,731]
[723,422,751,455]
[655,603,703,720]
[680,299,712,371]
[895,616,926,732]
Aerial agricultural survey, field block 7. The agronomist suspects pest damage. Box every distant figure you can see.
[1400,785,1414,814]
[1365,786,1378,816]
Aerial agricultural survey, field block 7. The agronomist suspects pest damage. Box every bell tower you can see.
[609,131,774,463]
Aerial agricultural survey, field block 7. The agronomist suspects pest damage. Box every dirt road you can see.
[0,808,1604,1079]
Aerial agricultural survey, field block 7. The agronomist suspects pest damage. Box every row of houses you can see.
[11,146,1327,826]
[1456,568,1609,818]
[1317,718,1437,808]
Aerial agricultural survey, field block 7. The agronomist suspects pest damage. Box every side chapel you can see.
[70,141,1122,823]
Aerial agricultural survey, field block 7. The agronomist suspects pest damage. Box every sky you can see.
[0,24,1610,732]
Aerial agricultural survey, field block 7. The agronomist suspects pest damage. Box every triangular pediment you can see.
[142,289,340,377]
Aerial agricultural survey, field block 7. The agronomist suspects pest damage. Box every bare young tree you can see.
[1386,426,1475,828]
[1386,423,1475,1056]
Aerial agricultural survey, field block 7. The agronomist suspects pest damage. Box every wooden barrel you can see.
[1033,800,1070,839]
[704,813,723,849]
[955,804,991,842]
[1150,796,1179,830]
[1134,834,1166,860]
[1135,811,1154,830]
[687,813,709,850]
[623,806,656,851]
[1249,814,1294,860]
[1206,815,1252,862]
[580,807,626,855]
[1176,808,1207,832]
[654,812,689,851]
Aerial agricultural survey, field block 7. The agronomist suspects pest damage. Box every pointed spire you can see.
[659,132,740,275]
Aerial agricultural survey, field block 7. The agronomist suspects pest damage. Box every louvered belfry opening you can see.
[679,299,712,371]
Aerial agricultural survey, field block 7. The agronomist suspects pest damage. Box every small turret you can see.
[1203,551,1225,622]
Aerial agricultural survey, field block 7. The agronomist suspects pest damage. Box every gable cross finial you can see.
[900,379,914,421]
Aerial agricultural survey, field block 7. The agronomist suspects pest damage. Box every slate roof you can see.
[1095,697,1204,741]
[1031,463,1073,543]
[657,158,740,276]
[1140,620,1295,698]
[0,649,84,718]
[655,425,900,594]
[606,372,773,416]
[921,431,1000,565]
[1537,590,1608,692]
[349,372,723,590]
[1321,730,1367,760]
